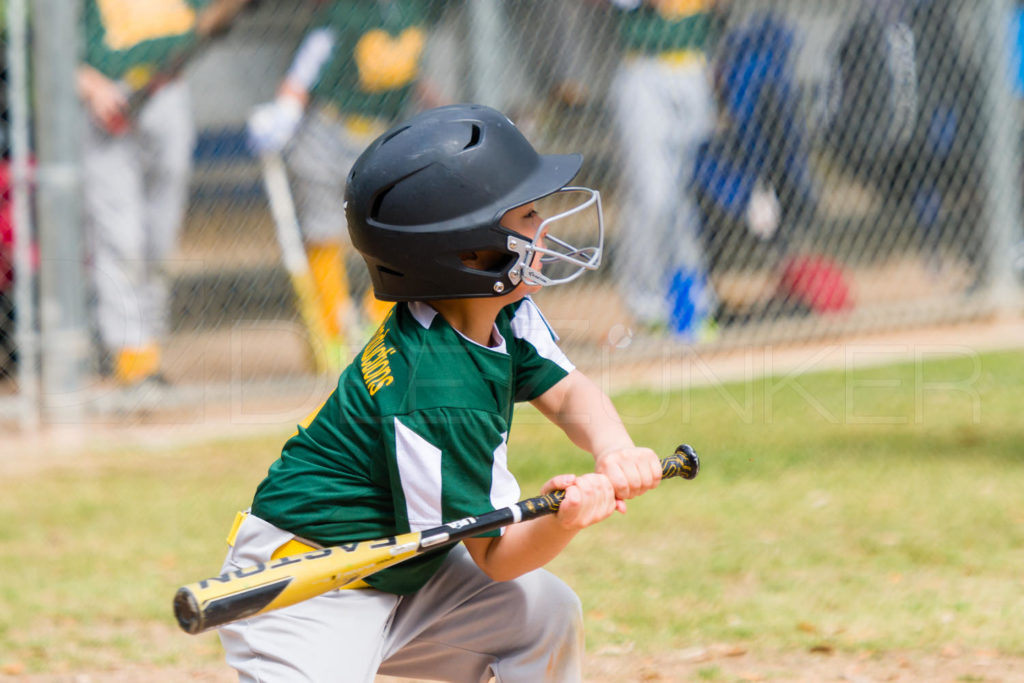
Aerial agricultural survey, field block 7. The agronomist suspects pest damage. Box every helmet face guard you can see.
[504,187,604,288]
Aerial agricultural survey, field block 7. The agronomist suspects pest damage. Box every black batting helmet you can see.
[344,104,601,301]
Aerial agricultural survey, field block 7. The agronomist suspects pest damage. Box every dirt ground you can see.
[4,647,1024,682]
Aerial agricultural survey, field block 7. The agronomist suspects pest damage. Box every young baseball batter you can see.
[218,104,662,682]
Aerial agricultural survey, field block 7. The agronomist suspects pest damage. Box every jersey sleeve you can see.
[508,298,575,402]
[381,409,520,538]
[284,27,336,92]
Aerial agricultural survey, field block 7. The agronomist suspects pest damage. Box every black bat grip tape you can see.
[667,443,700,480]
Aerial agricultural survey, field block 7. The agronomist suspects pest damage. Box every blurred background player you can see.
[601,0,718,341]
[77,0,251,386]
[691,8,826,322]
[246,0,443,368]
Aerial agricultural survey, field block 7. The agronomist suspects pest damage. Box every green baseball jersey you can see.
[616,1,711,55]
[84,0,207,79]
[309,0,438,119]
[251,297,574,595]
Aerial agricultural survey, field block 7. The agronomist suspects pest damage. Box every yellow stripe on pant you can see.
[226,511,370,590]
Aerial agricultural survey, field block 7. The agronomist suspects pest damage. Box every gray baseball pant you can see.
[82,79,195,352]
[609,56,716,327]
[218,512,585,682]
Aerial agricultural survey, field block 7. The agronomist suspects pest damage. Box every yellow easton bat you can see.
[173,445,700,634]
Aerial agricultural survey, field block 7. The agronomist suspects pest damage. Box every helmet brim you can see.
[501,153,583,212]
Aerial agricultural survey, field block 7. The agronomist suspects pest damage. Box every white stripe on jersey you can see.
[511,298,574,373]
[394,417,444,531]
[489,432,521,511]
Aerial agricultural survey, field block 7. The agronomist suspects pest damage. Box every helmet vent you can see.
[369,186,393,220]
[463,124,482,150]
[381,125,411,145]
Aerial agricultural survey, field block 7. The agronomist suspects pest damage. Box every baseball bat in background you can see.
[103,42,201,135]
[173,444,701,635]
[260,152,335,374]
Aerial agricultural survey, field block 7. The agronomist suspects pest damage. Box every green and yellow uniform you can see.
[81,0,205,382]
[607,0,718,338]
[251,298,574,595]
[84,0,207,80]
[308,0,437,121]
[277,1,442,351]
[616,0,711,55]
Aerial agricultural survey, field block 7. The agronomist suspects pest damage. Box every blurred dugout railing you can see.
[2,0,1023,429]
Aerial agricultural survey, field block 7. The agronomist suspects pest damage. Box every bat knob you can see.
[173,587,203,634]
[674,444,700,479]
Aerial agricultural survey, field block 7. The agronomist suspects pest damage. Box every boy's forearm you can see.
[537,371,634,459]
[537,372,662,501]
[464,516,579,582]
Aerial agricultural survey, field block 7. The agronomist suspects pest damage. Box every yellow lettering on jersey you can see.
[370,376,394,395]
[652,0,706,21]
[96,0,196,51]
[354,27,426,93]
[361,327,395,396]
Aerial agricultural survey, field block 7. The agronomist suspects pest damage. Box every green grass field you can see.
[2,349,1023,677]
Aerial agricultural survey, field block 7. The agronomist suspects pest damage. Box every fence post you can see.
[32,0,88,424]
[6,0,40,430]
[466,0,506,109]
[979,0,1024,317]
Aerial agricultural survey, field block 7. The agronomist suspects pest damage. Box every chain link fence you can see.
[2,0,1023,428]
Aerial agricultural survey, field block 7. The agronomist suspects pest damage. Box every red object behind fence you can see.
[776,254,853,314]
